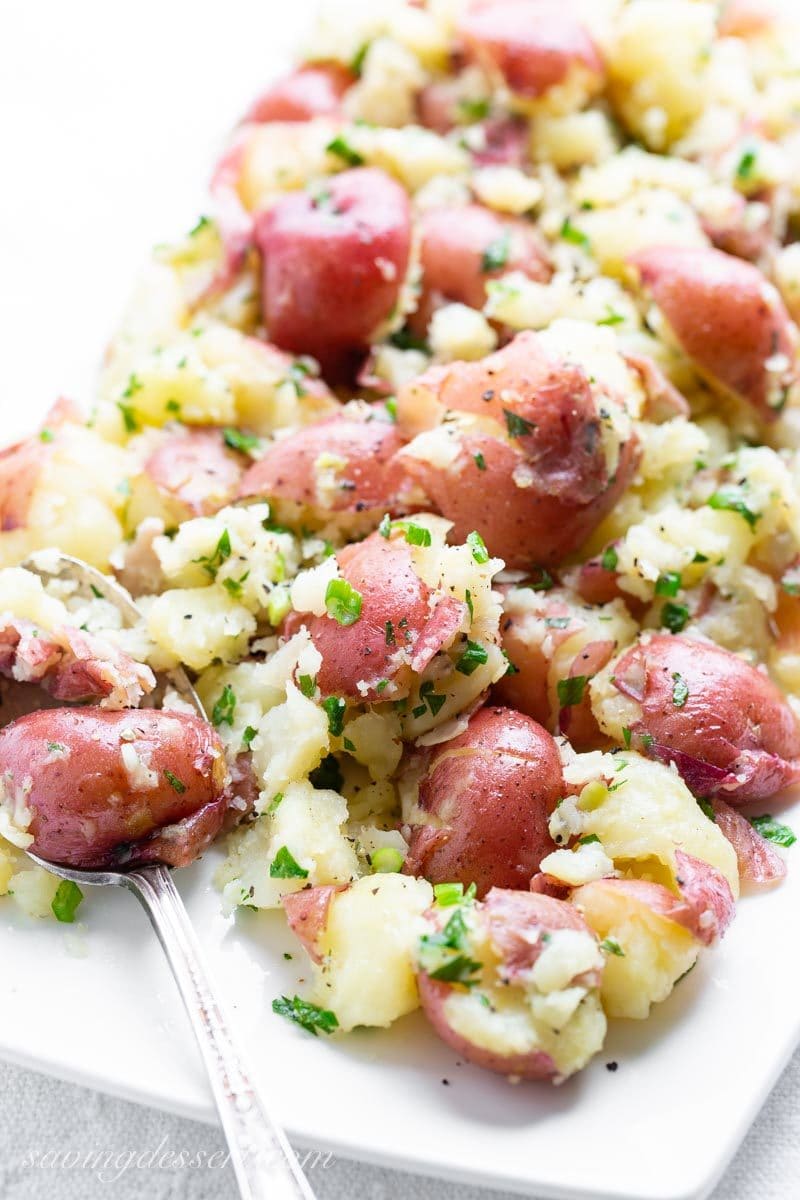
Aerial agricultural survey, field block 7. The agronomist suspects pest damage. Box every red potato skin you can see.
[397,333,640,567]
[630,245,798,421]
[237,408,410,519]
[255,168,412,381]
[418,204,550,313]
[711,798,786,885]
[282,885,342,962]
[0,398,83,533]
[288,532,466,701]
[403,706,562,897]
[144,428,247,517]
[457,0,603,100]
[0,708,229,869]
[613,634,800,802]
[245,64,354,124]
[418,888,601,1080]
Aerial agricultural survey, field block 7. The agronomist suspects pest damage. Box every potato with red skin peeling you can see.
[245,64,354,124]
[419,204,550,314]
[0,707,230,870]
[630,246,798,422]
[397,332,640,568]
[609,634,800,802]
[144,427,247,518]
[237,407,411,528]
[404,706,561,897]
[416,888,606,1081]
[255,168,412,381]
[288,531,466,702]
[457,0,604,104]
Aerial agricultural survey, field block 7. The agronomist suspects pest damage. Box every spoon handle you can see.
[123,864,315,1200]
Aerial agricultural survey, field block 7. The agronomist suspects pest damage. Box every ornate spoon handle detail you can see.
[125,865,315,1200]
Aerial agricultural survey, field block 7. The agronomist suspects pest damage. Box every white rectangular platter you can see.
[1,2,799,1198]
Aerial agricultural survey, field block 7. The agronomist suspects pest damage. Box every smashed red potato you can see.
[0,708,230,870]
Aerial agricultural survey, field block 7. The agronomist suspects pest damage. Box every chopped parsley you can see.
[164,770,187,794]
[601,545,618,571]
[455,640,489,676]
[735,148,757,181]
[267,792,284,815]
[39,428,54,443]
[223,427,261,456]
[89,583,104,599]
[557,675,588,708]
[465,589,474,621]
[222,572,249,600]
[419,908,481,986]
[466,531,489,564]
[503,409,536,439]
[322,696,346,738]
[600,937,625,957]
[707,486,759,529]
[597,308,625,327]
[401,522,432,547]
[622,727,632,750]
[671,672,689,707]
[481,231,511,274]
[297,674,316,698]
[324,578,363,626]
[46,741,66,754]
[212,684,236,727]
[193,529,232,579]
[473,451,486,471]
[661,601,689,634]
[559,217,590,250]
[269,847,309,879]
[389,327,429,353]
[326,135,365,167]
[385,620,395,646]
[242,725,258,750]
[116,401,139,433]
[578,834,600,845]
[272,995,339,1036]
[750,815,796,847]
[457,97,490,122]
[51,880,84,924]
[414,681,447,719]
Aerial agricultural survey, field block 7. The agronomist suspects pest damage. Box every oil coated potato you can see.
[607,634,800,802]
[416,888,606,1081]
[404,706,562,896]
[396,331,640,568]
[630,245,798,422]
[0,708,229,869]
[255,167,412,380]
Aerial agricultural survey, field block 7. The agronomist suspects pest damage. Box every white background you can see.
[2,3,800,1199]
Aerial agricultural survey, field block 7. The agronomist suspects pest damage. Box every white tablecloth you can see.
[1,1052,798,1200]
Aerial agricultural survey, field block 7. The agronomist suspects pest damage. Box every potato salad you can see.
[2,0,800,1084]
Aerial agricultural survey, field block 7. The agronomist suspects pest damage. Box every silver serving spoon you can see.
[17,551,315,1200]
